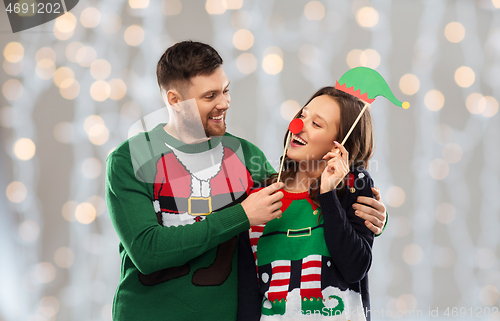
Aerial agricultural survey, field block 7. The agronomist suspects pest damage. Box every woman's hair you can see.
[263,86,374,207]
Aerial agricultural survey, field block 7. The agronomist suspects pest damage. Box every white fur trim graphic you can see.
[153,200,160,213]
[165,142,224,198]
[201,180,210,198]
[165,142,224,182]
[161,212,204,227]
[261,286,366,321]
[191,177,202,197]
[190,177,213,198]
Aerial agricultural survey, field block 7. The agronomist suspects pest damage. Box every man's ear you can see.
[162,88,183,112]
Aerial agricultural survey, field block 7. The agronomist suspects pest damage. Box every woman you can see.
[239,87,379,321]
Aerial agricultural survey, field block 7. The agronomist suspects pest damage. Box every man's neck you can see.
[163,123,210,144]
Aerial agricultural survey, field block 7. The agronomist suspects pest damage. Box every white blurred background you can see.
[1,0,499,320]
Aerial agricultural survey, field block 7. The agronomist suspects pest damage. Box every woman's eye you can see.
[299,114,305,118]
[313,122,321,128]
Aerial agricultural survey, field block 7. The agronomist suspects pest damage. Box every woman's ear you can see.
[331,140,341,154]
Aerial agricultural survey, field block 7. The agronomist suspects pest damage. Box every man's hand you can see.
[353,187,387,235]
[242,182,284,226]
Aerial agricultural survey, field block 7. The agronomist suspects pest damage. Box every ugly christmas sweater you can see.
[106,123,274,321]
[238,169,375,321]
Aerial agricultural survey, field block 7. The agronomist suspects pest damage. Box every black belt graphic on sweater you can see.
[260,224,324,238]
[159,192,246,215]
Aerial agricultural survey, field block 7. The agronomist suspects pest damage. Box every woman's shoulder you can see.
[350,167,372,180]
[348,167,374,194]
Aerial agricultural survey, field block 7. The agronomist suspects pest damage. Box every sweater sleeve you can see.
[105,150,251,275]
[237,230,262,321]
[318,173,375,284]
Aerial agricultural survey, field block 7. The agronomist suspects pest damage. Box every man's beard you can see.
[182,110,226,138]
[204,117,226,137]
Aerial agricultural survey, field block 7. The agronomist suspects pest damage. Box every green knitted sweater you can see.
[105,123,274,320]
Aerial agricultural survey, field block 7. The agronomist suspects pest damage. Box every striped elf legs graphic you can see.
[300,254,323,300]
[249,225,264,267]
[263,260,290,315]
[300,254,326,313]
[262,255,326,316]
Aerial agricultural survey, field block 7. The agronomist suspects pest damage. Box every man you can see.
[105,41,387,320]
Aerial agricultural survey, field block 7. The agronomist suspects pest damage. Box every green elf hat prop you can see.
[335,67,409,146]
[335,66,410,109]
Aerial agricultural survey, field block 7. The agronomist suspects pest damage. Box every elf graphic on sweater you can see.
[246,170,373,320]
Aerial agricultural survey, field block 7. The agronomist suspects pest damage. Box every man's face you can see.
[182,66,231,137]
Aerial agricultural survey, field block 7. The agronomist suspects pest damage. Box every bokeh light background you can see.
[1,0,500,320]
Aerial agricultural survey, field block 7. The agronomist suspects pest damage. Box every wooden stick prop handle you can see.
[278,119,304,183]
[277,131,292,183]
[341,101,370,146]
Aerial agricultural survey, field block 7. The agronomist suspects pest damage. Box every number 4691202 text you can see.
[5,2,61,14]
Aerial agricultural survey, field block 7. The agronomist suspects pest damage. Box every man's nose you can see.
[216,94,230,110]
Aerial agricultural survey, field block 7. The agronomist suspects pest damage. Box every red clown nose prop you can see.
[288,118,303,134]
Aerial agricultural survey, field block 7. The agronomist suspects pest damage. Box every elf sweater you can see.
[238,168,375,321]
[106,123,274,321]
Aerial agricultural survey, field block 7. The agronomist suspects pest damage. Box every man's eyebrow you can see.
[201,89,217,97]
[200,82,231,97]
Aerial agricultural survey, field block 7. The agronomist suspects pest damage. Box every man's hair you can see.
[156,41,223,93]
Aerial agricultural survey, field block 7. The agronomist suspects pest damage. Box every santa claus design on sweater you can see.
[138,140,254,287]
[152,142,253,226]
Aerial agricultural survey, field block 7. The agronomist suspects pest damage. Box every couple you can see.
[105,41,386,321]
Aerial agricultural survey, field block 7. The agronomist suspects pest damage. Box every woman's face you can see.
[286,94,341,163]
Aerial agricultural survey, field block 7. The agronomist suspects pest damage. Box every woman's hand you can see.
[353,187,387,235]
[320,141,349,194]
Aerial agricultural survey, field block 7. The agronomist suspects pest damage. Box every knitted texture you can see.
[106,123,274,321]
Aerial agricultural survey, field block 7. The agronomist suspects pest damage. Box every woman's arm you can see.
[319,173,375,284]
[319,142,375,283]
